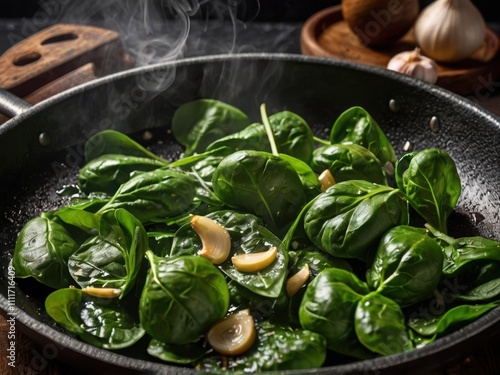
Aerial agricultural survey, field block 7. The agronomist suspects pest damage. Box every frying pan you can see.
[1,53,500,374]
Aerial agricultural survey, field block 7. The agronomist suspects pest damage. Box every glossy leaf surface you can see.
[139,252,229,345]
[312,143,387,185]
[12,213,79,289]
[68,209,147,297]
[355,292,413,355]
[171,99,250,156]
[212,150,306,231]
[367,225,443,306]
[330,106,396,166]
[45,288,145,349]
[299,268,373,359]
[396,149,461,234]
[304,180,409,261]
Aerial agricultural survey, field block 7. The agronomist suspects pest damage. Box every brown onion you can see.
[342,0,420,47]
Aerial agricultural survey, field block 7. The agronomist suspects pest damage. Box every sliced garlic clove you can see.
[207,309,256,356]
[82,286,122,299]
[286,264,310,297]
[231,247,278,272]
[191,215,231,265]
[318,169,335,191]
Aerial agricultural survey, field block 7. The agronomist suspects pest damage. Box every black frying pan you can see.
[1,54,500,374]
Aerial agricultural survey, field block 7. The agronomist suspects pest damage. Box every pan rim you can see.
[1,53,499,133]
[1,292,499,373]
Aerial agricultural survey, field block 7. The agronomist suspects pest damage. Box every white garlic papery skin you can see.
[387,48,439,84]
[414,0,486,63]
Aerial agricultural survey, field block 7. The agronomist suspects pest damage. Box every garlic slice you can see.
[318,169,335,192]
[82,286,121,299]
[286,264,310,297]
[207,309,256,356]
[191,215,231,265]
[231,247,277,272]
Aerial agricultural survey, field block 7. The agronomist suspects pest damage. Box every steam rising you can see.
[56,0,256,65]
[52,0,269,95]
[43,0,295,134]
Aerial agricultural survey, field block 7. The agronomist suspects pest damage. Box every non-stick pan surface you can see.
[1,53,500,374]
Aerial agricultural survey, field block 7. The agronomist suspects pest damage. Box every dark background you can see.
[1,1,499,76]
[1,0,499,22]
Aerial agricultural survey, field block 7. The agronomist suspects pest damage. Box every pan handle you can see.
[0,89,32,119]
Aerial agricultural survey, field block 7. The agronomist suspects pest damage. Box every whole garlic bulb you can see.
[387,48,439,84]
[414,0,486,63]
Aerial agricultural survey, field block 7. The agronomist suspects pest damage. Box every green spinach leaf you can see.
[79,154,167,195]
[171,99,250,156]
[139,251,229,345]
[99,169,197,223]
[304,180,409,261]
[12,213,79,289]
[355,292,413,355]
[426,223,500,277]
[290,247,353,278]
[279,153,321,201]
[147,339,211,364]
[206,122,268,154]
[299,268,374,359]
[396,149,461,234]
[68,209,147,298]
[366,225,443,306]
[206,111,314,164]
[408,302,500,337]
[84,130,165,163]
[45,288,145,349]
[54,199,105,233]
[311,143,387,185]
[330,106,396,166]
[212,150,306,232]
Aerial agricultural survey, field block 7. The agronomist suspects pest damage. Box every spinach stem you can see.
[260,104,279,156]
[313,136,330,146]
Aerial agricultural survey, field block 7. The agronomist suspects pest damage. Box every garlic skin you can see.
[387,48,439,84]
[414,0,486,63]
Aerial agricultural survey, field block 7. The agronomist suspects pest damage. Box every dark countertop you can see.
[0,18,304,57]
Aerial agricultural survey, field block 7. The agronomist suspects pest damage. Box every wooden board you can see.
[0,23,134,123]
[301,5,500,96]
[0,23,133,99]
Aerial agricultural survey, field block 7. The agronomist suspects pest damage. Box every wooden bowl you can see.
[301,5,500,96]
